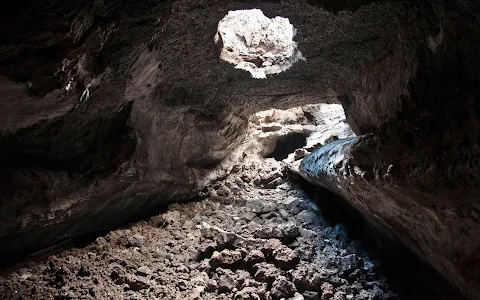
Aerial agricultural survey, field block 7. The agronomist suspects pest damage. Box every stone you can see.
[303,291,320,300]
[177,280,188,291]
[294,149,309,160]
[252,263,282,286]
[273,246,299,270]
[261,239,284,258]
[235,287,262,300]
[270,276,297,300]
[127,234,146,247]
[291,293,306,300]
[124,275,150,291]
[216,270,237,293]
[210,249,243,269]
[244,250,265,267]
[261,123,283,132]
[205,279,218,292]
[136,266,152,277]
[321,282,334,300]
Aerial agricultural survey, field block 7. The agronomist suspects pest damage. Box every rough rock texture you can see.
[0,157,423,299]
[1,1,480,299]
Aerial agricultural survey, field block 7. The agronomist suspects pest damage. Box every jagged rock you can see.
[136,266,152,277]
[210,249,243,269]
[252,263,282,286]
[235,287,262,300]
[303,291,320,300]
[273,246,299,270]
[244,250,265,267]
[124,275,150,291]
[321,282,335,300]
[261,123,283,132]
[270,276,297,300]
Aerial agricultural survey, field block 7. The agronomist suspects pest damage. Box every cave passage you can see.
[0,104,466,300]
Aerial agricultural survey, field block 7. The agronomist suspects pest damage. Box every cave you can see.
[0,1,479,300]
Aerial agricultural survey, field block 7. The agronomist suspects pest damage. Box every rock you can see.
[136,266,152,277]
[332,291,346,300]
[270,276,297,300]
[291,293,306,300]
[77,265,90,277]
[216,184,232,196]
[162,211,181,226]
[216,268,238,293]
[261,123,283,132]
[177,280,188,291]
[255,223,300,242]
[205,279,218,292]
[244,250,265,267]
[273,246,299,270]
[124,275,150,291]
[303,291,320,300]
[321,282,334,300]
[127,234,146,247]
[294,149,309,160]
[337,254,361,275]
[265,177,283,189]
[261,239,284,258]
[189,286,205,299]
[246,199,277,214]
[210,249,243,269]
[235,287,262,300]
[252,263,282,286]
[261,170,283,186]
[299,228,317,239]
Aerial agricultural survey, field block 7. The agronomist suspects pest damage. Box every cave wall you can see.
[299,1,480,299]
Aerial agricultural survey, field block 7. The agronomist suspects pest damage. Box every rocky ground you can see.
[0,154,403,300]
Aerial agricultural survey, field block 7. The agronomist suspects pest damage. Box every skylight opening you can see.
[215,9,305,79]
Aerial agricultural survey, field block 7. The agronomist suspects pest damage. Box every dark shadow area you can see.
[291,174,467,300]
[266,132,307,160]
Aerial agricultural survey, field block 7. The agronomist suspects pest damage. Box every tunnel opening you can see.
[266,132,307,160]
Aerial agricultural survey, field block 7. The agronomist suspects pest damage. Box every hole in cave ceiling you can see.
[215,9,305,79]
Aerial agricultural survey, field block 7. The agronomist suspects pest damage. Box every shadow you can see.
[266,132,308,160]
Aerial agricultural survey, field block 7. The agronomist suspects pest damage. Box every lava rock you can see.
[235,287,262,300]
[273,246,299,270]
[303,291,320,300]
[210,249,243,269]
[270,276,297,299]
[252,263,282,286]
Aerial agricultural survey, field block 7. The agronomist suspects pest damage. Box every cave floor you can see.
[0,157,435,300]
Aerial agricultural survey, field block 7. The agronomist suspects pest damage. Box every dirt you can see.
[0,155,402,300]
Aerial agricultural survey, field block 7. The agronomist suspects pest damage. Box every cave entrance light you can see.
[215,9,305,79]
